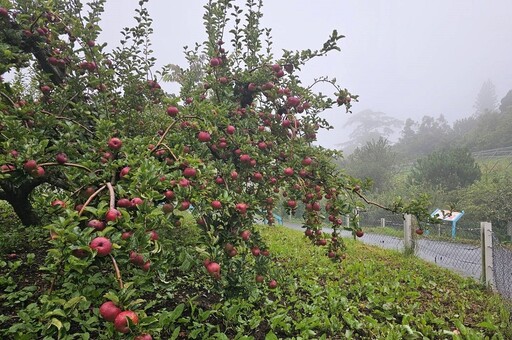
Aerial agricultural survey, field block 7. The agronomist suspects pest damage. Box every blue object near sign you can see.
[431,209,465,239]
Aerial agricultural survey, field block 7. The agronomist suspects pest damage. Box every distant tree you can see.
[474,79,498,115]
[343,137,397,192]
[452,111,512,151]
[460,171,512,230]
[339,109,401,154]
[395,115,452,159]
[499,89,512,113]
[408,147,481,191]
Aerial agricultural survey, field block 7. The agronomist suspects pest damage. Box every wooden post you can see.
[380,218,385,228]
[481,222,494,289]
[404,214,414,254]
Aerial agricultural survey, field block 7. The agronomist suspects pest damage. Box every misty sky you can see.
[99,1,512,149]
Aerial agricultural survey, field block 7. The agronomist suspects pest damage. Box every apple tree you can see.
[0,0,430,337]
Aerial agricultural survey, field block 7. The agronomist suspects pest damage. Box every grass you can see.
[257,225,511,339]
[1,223,511,339]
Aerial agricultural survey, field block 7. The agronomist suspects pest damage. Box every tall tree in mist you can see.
[499,89,512,113]
[474,79,498,115]
[338,109,401,154]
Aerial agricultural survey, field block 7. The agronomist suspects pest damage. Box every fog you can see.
[100,0,512,149]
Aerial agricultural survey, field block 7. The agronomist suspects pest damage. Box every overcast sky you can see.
[99,1,512,149]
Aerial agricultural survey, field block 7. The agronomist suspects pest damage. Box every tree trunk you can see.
[9,194,41,227]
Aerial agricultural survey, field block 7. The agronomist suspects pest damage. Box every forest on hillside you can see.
[340,86,512,235]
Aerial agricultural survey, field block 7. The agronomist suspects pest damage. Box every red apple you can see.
[179,201,190,211]
[286,96,300,107]
[183,167,197,177]
[416,228,424,235]
[209,57,221,67]
[251,247,260,256]
[240,230,251,241]
[226,125,235,134]
[51,200,66,208]
[283,167,294,176]
[107,137,122,150]
[271,64,281,73]
[268,279,278,289]
[166,106,179,117]
[117,198,132,208]
[141,261,151,272]
[129,251,145,266]
[135,334,153,340]
[235,203,247,214]
[162,203,174,214]
[355,230,364,238]
[164,190,175,200]
[256,275,264,283]
[23,160,37,172]
[206,262,221,278]
[89,237,112,256]
[87,219,106,231]
[131,197,143,207]
[105,208,121,222]
[121,231,133,240]
[148,230,159,241]
[211,200,222,209]
[55,153,68,164]
[119,166,130,179]
[197,131,211,142]
[302,157,312,166]
[287,200,297,209]
[32,166,45,177]
[114,310,139,334]
[99,301,122,322]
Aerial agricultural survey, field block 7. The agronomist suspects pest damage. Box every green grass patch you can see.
[253,225,512,339]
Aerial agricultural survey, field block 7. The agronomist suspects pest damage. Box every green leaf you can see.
[64,296,86,310]
[265,331,278,340]
[48,317,63,331]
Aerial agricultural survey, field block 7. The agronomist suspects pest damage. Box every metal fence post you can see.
[481,222,494,289]
[404,214,414,254]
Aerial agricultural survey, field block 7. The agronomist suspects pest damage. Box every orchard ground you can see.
[1,218,511,339]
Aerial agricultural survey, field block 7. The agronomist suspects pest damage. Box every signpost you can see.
[431,209,465,239]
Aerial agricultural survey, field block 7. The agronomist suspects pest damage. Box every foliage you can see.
[452,111,512,151]
[408,147,481,192]
[2,225,510,338]
[0,0,384,337]
[394,115,452,160]
[459,170,512,231]
[342,137,397,192]
[474,79,498,115]
[339,109,401,154]
[500,89,512,114]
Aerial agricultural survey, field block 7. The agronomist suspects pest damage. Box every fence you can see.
[357,211,512,304]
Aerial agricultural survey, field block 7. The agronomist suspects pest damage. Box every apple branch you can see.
[158,143,178,161]
[110,254,124,289]
[78,185,106,217]
[0,91,16,107]
[106,182,116,209]
[41,110,94,134]
[152,120,178,153]
[351,188,395,212]
[39,162,93,173]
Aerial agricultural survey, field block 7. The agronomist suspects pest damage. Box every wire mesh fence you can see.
[358,211,405,251]
[417,223,482,280]
[358,211,483,280]
[492,232,512,302]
